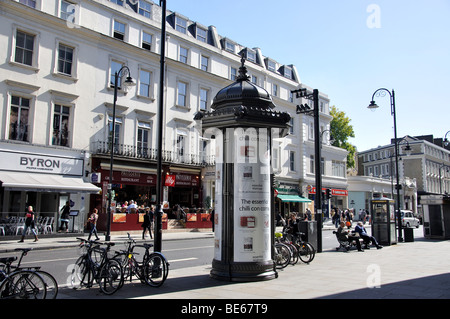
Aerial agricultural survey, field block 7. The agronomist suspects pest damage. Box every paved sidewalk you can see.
[2,224,449,300]
[54,236,450,300]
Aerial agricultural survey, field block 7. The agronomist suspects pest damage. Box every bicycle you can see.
[275,232,299,265]
[71,238,123,295]
[0,250,48,299]
[0,248,58,299]
[281,229,316,264]
[273,241,292,269]
[114,233,169,287]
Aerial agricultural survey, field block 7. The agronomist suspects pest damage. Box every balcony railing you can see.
[92,140,215,166]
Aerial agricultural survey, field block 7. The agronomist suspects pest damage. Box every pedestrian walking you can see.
[58,201,71,232]
[141,206,153,239]
[87,208,100,241]
[18,206,38,242]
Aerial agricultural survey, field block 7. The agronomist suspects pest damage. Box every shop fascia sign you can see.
[0,150,83,176]
[309,187,348,196]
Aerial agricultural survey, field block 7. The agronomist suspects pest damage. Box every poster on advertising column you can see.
[233,128,271,263]
[214,163,222,261]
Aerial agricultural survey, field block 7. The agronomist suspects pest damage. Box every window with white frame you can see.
[176,132,187,162]
[332,160,346,177]
[272,83,278,97]
[309,121,314,140]
[246,50,256,63]
[108,116,122,152]
[110,60,124,88]
[138,0,151,18]
[230,67,237,81]
[52,104,70,147]
[267,60,276,72]
[57,43,74,75]
[284,67,292,79]
[179,47,188,64]
[139,69,151,98]
[200,55,209,72]
[289,117,294,135]
[289,151,295,172]
[175,16,187,34]
[60,0,75,23]
[200,88,208,111]
[142,31,152,51]
[177,81,188,107]
[272,146,280,172]
[137,121,151,156]
[251,75,258,85]
[225,40,235,53]
[14,30,35,66]
[9,95,30,142]
[113,20,126,41]
[310,155,314,174]
[196,27,207,42]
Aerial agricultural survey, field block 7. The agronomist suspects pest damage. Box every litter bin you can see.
[298,221,317,251]
[404,227,414,242]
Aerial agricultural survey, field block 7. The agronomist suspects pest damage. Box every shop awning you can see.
[0,171,100,193]
[276,194,311,203]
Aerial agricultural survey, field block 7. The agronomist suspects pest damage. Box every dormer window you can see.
[196,26,207,43]
[266,59,276,72]
[284,66,292,79]
[246,50,256,63]
[175,16,187,34]
[224,39,235,53]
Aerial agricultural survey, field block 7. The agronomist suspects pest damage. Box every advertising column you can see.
[233,128,271,263]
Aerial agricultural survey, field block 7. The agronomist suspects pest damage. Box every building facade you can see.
[0,0,348,231]
[357,135,450,215]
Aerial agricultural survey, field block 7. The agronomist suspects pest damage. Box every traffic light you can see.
[325,188,332,199]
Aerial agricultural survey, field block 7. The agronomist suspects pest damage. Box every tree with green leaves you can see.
[329,106,356,169]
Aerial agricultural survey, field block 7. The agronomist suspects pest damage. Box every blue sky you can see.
[165,0,450,151]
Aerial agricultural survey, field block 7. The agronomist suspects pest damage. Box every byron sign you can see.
[0,150,84,176]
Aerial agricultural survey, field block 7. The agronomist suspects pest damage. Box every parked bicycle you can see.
[71,238,123,295]
[273,240,292,269]
[0,248,54,299]
[279,229,316,264]
[114,233,169,288]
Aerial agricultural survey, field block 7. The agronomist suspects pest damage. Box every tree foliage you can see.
[329,106,356,168]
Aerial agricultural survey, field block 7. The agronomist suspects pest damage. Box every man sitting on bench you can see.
[337,221,363,252]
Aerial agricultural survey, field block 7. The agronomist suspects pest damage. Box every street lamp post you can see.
[154,0,167,253]
[106,66,135,242]
[368,88,403,242]
[292,88,323,253]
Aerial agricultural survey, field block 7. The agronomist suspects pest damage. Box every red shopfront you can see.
[92,163,169,232]
[165,171,201,216]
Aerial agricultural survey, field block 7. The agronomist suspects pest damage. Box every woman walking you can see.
[18,206,38,242]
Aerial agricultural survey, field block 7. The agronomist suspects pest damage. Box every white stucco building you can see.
[0,0,348,231]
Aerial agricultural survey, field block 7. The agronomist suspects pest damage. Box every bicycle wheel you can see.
[143,253,169,287]
[274,243,290,269]
[306,242,316,262]
[36,270,58,299]
[297,242,313,264]
[98,259,123,295]
[71,255,93,289]
[286,243,299,265]
[0,270,47,299]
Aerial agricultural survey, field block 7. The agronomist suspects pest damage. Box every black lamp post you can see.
[154,0,167,253]
[292,88,323,253]
[368,88,403,242]
[106,66,135,242]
